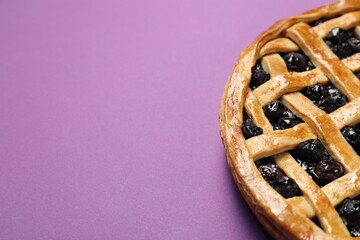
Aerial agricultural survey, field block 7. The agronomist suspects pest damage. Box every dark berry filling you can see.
[354,70,360,79]
[281,52,315,72]
[241,113,263,139]
[309,17,334,27]
[325,27,360,59]
[327,28,350,44]
[263,100,285,122]
[302,83,348,113]
[274,175,300,198]
[341,124,360,155]
[258,162,282,186]
[338,196,360,237]
[250,60,270,90]
[263,100,303,130]
[302,84,326,102]
[297,139,330,162]
[256,159,300,198]
[314,160,344,186]
[348,37,360,52]
[290,139,345,187]
[255,157,273,167]
[311,217,322,229]
[350,228,360,237]
[276,110,302,130]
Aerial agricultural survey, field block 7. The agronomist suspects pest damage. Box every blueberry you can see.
[317,95,347,113]
[257,161,300,198]
[305,60,315,71]
[348,37,360,52]
[276,110,302,130]
[241,118,263,139]
[316,87,347,113]
[250,61,270,89]
[263,100,286,123]
[295,157,317,172]
[294,156,318,179]
[325,40,333,48]
[302,84,326,102]
[350,227,360,237]
[327,87,347,101]
[297,139,328,162]
[339,198,360,227]
[274,175,300,198]
[315,160,345,185]
[328,87,344,98]
[291,147,333,187]
[341,126,360,154]
[327,41,353,59]
[347,29,356,38]
[325,40,337,55]
[325,28,355,59]
[336,42,353,59]
[327,27,349,44]
[304,83,347,115]
[338,197,360,237]
[283,52,308,72]
[258,163,284,186]
[263,101,302,130]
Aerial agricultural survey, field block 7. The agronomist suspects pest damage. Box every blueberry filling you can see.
[250,60,270,90]
[328,41,353,59]
[256,159,300,198]
[311,217,322,228]
[263,100,303,130]
[354,70,360,79]
[302,83,347,113]
[258,162,282,186]
[314,160,344,185]
[348,37,360,52]
[338,196,360,237]
[302,84,326,102]
[241,113,263,139]
[341,124,360,155]
[316,92,347,113]
[309,18,330,27]
[296,139,331,162]
[281,52,315,72]
[255,157,273,167]
[263,100,285,123]
[290,139,345,187]
[350,227,360,237]
[327,27,350,44]
[325,27,360,59]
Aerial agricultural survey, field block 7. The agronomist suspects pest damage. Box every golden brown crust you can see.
[219,0,360,239]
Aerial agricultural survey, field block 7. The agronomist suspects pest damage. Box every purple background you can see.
[0,0,330,239]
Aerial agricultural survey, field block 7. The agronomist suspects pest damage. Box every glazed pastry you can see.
[219,0,360,239]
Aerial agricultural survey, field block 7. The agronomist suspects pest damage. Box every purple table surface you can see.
[0,0,331,239]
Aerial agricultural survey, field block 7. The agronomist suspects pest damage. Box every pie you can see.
[219,0,360,239]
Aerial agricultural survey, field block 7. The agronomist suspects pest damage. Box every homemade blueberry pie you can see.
[219,1,360,239]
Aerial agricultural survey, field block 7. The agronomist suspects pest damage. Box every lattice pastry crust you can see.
[219,1,360,239]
